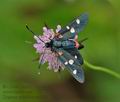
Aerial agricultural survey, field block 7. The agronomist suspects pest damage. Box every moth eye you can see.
[66,26,70,30]
[69,59,74,65]
[76,19,80,24]
[70,27,75,33]
[64,61,68,65]
[75,55,77,59]
[73,69,77,75]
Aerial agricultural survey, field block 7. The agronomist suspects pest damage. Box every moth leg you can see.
[78,43,84,50]
[78,37,88,50]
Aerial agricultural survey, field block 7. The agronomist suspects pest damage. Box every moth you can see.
[26,13,88,83]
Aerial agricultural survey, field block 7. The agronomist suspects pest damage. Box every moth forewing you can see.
[67,63,85,83]
[55,48,85,83]
[58,13,88,35]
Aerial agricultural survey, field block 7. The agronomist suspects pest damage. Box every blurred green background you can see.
[0,0,120,102]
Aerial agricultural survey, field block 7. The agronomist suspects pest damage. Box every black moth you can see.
[26,13,88,83]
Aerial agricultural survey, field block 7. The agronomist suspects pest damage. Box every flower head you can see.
[33,25,64,72]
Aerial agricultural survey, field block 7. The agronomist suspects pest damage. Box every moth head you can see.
[45,42,50,48]
[45,40,53,48]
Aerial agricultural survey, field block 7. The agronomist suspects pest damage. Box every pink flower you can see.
[33,25,64,72]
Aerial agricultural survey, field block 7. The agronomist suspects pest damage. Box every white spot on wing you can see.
[69,59,74,65]
[73,69,77,74]
[64,61,68,65]
[66,26,70,30]
[75,55,77,59]
[70,27,75,33]
[76,19,80,24]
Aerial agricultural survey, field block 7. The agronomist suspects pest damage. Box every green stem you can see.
[84,60,120,79]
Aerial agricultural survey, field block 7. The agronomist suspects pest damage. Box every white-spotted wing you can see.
[58,13,88,39]
[64,48,84,65]
[55,48,85,83]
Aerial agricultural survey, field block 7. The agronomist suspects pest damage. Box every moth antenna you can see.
[26,24,36,35]
[26,24,45,43]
